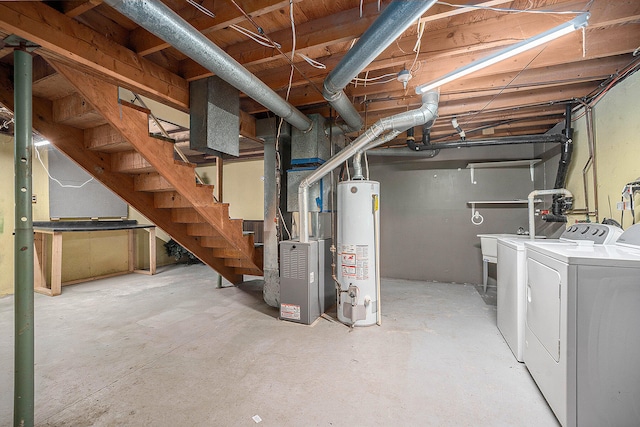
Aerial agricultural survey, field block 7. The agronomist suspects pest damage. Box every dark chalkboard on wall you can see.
[45,147,127,219]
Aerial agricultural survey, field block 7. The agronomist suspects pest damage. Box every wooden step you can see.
[212,248,244,259]
[134,172,174,192]
[187,223,219,237]
[53,92,106,129]
[171,208,205,224]
[200,236,228,248]
[112,150,154,173]
[224,258,256,268]
[85,124,132,152]
[232,267,263,276]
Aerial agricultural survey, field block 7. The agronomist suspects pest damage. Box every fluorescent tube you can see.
[415,12,590,94]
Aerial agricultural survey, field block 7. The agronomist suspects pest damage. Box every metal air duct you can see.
[105,0,312,132]
[323,0,437,132]
[298,90,439,243]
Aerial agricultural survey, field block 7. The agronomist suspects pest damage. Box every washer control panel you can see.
[560,223,623,245]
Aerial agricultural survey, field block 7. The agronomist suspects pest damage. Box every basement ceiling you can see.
[0,0,638,162]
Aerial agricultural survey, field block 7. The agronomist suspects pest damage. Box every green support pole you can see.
[14,48,34,427]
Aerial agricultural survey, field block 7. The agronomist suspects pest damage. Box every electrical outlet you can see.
[32,194,36,204]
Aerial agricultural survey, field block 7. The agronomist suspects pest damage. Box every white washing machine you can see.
[496,224,621,363]
[523,224,640,427]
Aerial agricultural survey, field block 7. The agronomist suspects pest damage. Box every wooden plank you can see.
[171,208,205,223]
[52,92,106,129]
[181,0,383,80]
[187,223,219,237]
[111,150,155,173]
[212,248,244,259]
[200,236,228,248]
[33,232,48,290]
[239,110,256,140]
[134,172,175,192]
[128,229,135,273]
[51,232,62,296]
[154,191,197,209]
[84,124,132,152]
[0,2,189,111]
[148,227,156,275]
[62,0,103,18]
[130,0,296,56]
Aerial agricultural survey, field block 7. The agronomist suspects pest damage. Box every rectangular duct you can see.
[291,114,329,165]
[189,76,240,157]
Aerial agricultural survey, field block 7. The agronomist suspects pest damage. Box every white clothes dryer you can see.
[496,224,621,362]
[523,224,640,427]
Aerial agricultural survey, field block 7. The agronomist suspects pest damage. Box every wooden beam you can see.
[61,0,103,18]
[131,0,297,56]
[237,1,639,97]
[0,1,189,111]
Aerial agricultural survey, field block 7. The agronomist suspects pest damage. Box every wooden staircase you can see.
[5,59,263,284]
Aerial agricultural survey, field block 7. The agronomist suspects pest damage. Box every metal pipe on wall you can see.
[585,107,599,222]
[104,0,312,133]
[365,133,568,156]
[323,0,437,132]
[14,47,35,427]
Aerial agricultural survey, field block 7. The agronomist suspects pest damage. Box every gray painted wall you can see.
[368,144,538,284]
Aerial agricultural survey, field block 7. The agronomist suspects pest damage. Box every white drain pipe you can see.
[528,189,573,239]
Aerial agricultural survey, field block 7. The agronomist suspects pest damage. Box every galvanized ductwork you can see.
[323,0,437,132]
[299,90,439,243]
[105,0,312,132]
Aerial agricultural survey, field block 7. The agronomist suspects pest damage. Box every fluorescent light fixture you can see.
[33,139,50,147]
[415,12,590,94]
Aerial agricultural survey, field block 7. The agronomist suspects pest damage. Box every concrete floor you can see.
[0,264,558,426]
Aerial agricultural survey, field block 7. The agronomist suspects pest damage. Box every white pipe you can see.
[298,90,439,243]
[373,194,381,326]
[528,188,573,239]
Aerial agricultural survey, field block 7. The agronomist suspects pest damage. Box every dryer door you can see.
[527,258,562,362]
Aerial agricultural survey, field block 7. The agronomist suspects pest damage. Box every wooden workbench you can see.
[33,220,156,296]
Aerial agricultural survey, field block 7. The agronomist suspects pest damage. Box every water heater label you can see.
[340,244,369,280]
[281,303,301,320]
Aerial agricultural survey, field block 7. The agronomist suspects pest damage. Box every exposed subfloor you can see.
[0,264,558,426]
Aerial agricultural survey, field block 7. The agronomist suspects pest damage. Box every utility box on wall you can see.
[189,76,240,157]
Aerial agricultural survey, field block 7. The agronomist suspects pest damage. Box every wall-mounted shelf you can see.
[466,159,541,184]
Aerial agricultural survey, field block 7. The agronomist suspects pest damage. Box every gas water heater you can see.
[336,180,380,326]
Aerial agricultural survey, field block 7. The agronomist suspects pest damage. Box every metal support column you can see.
[14,48,35,427]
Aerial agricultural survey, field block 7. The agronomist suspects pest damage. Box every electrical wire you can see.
[35,146,94,189]
[230,24,281,48]
[436,1,587,15]
[571,57,640,122]
[186,0,215,18]
[279,207,292,240]
[228,0,324,97]
[299,53,326,69]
